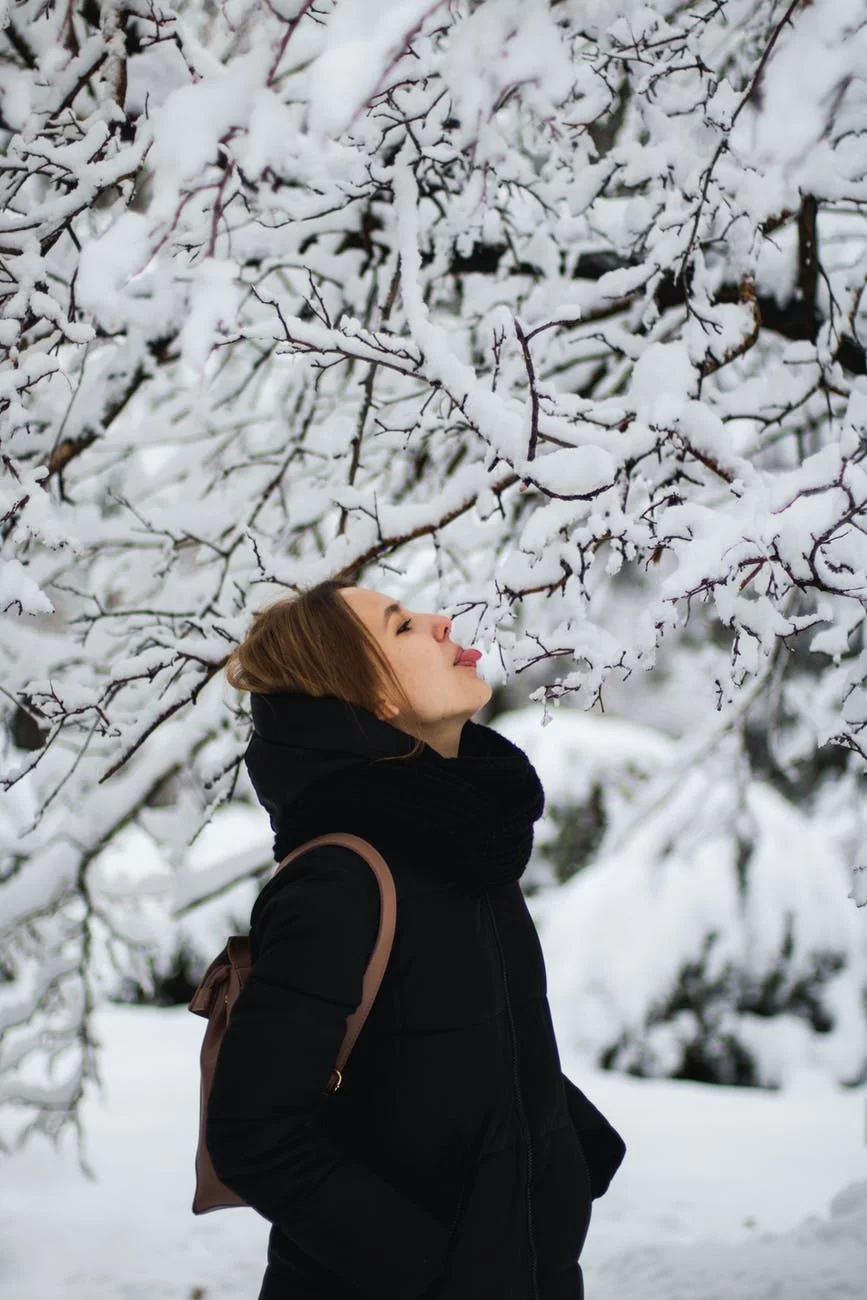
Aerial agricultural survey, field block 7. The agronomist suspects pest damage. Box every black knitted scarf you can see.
[272,719,546,892]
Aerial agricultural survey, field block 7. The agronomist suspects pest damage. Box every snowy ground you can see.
[1,1005,864,1300]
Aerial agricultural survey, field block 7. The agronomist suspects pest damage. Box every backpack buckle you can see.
[324,1067,342,1095]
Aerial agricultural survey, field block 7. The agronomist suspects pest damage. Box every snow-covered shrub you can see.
[504,708,867,1089]
[537,785,608,887]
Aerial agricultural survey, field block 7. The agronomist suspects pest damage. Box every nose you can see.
[434,613,452,638]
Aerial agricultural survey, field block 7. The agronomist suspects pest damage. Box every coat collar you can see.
[244,692,545,889]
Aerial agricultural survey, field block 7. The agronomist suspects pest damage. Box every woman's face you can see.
[338,586,493,758]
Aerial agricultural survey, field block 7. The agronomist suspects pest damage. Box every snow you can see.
[523,445,616,498]
[628,342,697,423]
[851,866,867,909]
[147,52,268,222]
[751,0,867,183]
[306,0,439,140]
[0,557,55,615]
[76,213,152,326]
[0,1000,863,1300]
[178,259,242,376]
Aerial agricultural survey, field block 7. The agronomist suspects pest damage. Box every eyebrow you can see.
[382,602,402,628]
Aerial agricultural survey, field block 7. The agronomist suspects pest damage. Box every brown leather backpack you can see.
[188,831,397,1215]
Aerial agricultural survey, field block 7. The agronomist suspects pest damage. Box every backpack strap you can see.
[272,832,397,1091]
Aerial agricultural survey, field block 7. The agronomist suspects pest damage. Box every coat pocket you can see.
[561,1072,627,1199]
[531,1125,594,1270]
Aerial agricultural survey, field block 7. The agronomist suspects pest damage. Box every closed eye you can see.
[397,618,412,634]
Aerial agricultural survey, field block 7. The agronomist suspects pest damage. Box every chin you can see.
[468,679,493,713]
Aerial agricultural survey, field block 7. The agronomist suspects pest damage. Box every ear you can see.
[377,697,401,721]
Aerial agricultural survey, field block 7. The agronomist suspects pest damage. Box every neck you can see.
[408,717,466,759]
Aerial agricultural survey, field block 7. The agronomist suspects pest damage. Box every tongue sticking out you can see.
[456,649,482,666]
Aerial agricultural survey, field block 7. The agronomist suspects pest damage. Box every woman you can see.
[207,580,626,1300]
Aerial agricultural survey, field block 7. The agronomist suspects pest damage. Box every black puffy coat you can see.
[206,693,626,1300]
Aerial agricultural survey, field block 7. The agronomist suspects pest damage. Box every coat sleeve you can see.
[206,846,450,1300]
[561,1071,627,1200]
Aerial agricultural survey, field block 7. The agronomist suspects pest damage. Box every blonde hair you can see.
[224,579,425,760]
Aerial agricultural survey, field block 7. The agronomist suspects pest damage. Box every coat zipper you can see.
[485,894,539,1300]
[447,1170,468,1242]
